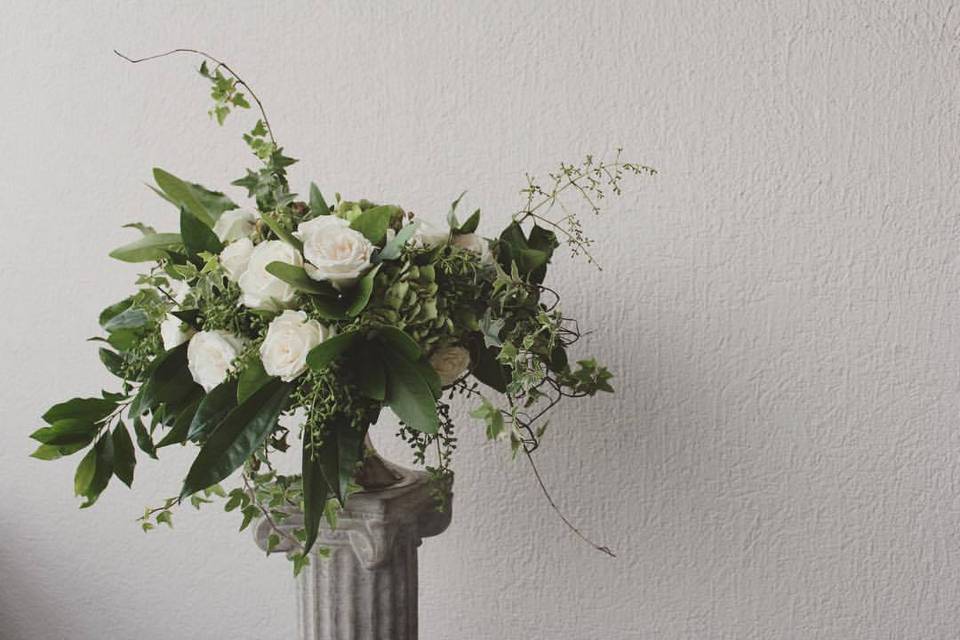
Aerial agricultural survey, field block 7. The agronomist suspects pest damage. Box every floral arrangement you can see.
[31,50,652,571]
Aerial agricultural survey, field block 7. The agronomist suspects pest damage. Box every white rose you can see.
[296,216,373,288]
[187,330,246,392]
[410,220,449,248]
[452,233,493,264]
[220,237,254,283]
[429,345,471,386]
[259,310,331,381]
[213,210,257,243]
[160,314,195,350]
[238,240,303,311]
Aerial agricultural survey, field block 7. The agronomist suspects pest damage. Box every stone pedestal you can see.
[253,455,452,640]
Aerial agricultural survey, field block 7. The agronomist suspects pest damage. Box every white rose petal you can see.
[238,240,303,311]
[452,233,493,264]
[295,216,373,288]
[160,313,195,350]
[187,330,246,392]
[410,220,450,249]
[220,237,255,283]
[213,210,257,243]
[259,310,332,382]
[429,345,471,387]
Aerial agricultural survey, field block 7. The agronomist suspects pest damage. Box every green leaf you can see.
[187,379,239,442]
[456,209,480,234]
[317,417,366,505]
[264,262,335,295]
[109,233,182,263]
[447,191,466,229]
[133,416,157,459]
[471,345,509,393]
[349,205,396,244]
[374,327,422,361]
[345,264,381,317]
[130,343,199,417]
[353,345,386,400]
[156,394,201,448]
[30,441,86,460]
[98,297,134,329]
[111,422,136,488]
[76,434,114,508]
[180,208,223,259]
[180,380,292,498]
[382,349,439,434]
[42,397,116,425]
[237,358,273,404]
[102,307,150,333]
[122,222,157,236]
[309,183,329,216]
[261,214,304,252]
[99,348,125,377]
[306,332,359,371]
[301,438,330,554]
[378,221,419,261]
[153,168,215,227]
[189,183,238,220]
[31,419,99,447]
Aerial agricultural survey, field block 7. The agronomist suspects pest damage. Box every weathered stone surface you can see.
[254,455,451,640]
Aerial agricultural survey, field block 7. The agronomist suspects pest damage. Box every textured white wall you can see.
[2,1,959,638]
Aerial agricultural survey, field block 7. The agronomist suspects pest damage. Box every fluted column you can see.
[254,462,452,640]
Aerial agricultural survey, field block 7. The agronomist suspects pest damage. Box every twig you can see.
[113,48,276,146]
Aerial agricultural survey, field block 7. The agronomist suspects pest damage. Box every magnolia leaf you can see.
[265,262,336,295]
[261,215,304,252]
[153,168,215,227]
[42,397,116,425]
[374,327,422,361]
[309,183,329,216]
[187,379,239,442]
[301,439,330,555]
[180,380,292,498]
[237,358,274,404]
[111,422,136,488]
[353,345,386,400]
[383,349,439,434]
[180,208,223,259]
[109,233,182,263]
[306,332,359,371]
[316,417,366,505]
[378,221,420,261]
[350,206,396,244]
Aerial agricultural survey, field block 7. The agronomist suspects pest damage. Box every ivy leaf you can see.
[309,183,329,216]
[109,233,183,263]
[350,206,397,244]
[180,208,223,259]
[265,262,336,295]
[306,332,359,371]
[302,438,330,554]
[111,422,136,488]
[153,168,215,227]
[382,348,439,434]
[180,380,292,498]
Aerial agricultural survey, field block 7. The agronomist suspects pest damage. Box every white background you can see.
[2,2,959,639]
